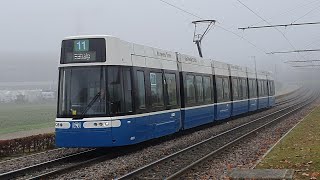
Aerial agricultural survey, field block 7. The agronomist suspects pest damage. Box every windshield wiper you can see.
[77,91,101,117]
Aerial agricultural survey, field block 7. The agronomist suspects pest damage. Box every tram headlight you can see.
[55,123,63,127]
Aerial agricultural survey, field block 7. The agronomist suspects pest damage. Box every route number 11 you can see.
[74,40,89,52]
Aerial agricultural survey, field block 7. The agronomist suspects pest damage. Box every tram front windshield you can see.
[58,66,106,117]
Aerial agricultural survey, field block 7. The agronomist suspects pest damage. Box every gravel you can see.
[181,99,319,179]
[53,101,300,179]
[0,92,307,179]
[0,148,88,174]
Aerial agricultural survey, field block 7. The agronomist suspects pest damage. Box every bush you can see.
[0,133,55,157]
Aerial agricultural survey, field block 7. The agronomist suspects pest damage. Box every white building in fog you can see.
[0,89,56,103]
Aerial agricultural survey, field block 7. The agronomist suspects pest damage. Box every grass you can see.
[256,106,320,179]
[0,103,56,135]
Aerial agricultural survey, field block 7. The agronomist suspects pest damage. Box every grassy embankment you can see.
[256,106,320,179]
[0,103,56,135]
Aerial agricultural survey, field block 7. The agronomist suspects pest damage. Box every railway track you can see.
[0,148,63,166]
[118,90,318,180]
[275,88,307,106]
[0,89,308,179]
[0,148,108,180]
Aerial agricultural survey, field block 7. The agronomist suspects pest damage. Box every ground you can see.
[256,105,320,179]
[0,103,56,139]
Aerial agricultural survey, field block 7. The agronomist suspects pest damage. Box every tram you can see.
[55,35,275,147]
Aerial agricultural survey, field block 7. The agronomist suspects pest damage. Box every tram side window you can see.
[268,80,271,96]
[196,76,204,103]
[262,80,265,96]
[123,68,133,113]
[238,78,243,100]
[261,80,265,97]
[223,77,231,101]
[137,71,146,109]
[150,72,164,107]
[242,78,248,99]
[272,81,275,95]
[253,80,258,98]
[186,75,196,104]
[258,80,263,97]
[264,80,268,96]
[216,77,224,102]
[165,73,178,106]
[203,76,212,102]
[260,80,266,97]
[249,79,257,98]
[232,77,239,100]
[108,67,121,115]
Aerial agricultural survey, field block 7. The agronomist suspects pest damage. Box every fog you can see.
[1,0,320,84]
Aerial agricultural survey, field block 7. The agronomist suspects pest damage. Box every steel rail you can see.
[0,89,303,179]
[118,90,316,180]
[0,148,63,165]
[26,153,111,180]
[276,89,308,106]
[0,149,96,179]
[167,91,317,179]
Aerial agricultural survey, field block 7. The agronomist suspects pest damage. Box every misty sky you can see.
[1,0,320,83]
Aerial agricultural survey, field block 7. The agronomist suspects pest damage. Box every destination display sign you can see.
[61,38,106,64]
[66,52,97,62]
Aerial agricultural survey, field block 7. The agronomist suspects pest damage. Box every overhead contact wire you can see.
[235,0,306,60]
[157,0,269,54]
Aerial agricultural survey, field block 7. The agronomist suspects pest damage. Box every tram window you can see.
[258,80,261,97]
[249,79,257,98]
[242,79,248,99]
[107,67,124,115]
[58,66,106,117]
[248,80,252,98]
[258,80,265,97]
[137,71,146,109]
[269,81,272,95]
[238,78,243,100]
[223,77,231,101]
[123,68,133,112]
[196,76,204,103]
[262,81,265,96]
[186,75,196,104]
[150,72,164,107]
[165,73,177,106]
[216,77,224,102]
[272,81,275,95]
[253,80,257,98]
[264,81,270,96]
[264,80,268,96]
[268,81,271,95]
[232,77,239,100]
[203,76,212,102]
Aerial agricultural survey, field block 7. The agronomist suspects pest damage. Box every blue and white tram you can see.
[213,60,232,120]
[230,65,249,116]
[257,71,270,109]
[267,72,276,107]
[178,54,215,129]
[247,67,258,112]
[55,35,275,147]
